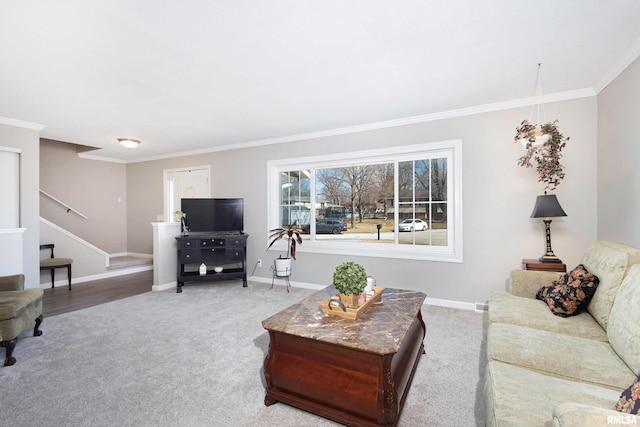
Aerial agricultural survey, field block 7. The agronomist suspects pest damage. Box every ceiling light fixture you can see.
[118,138,141,149]
[516,63,550,147]
[514,63,569,191]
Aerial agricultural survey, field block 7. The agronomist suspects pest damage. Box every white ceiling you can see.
[1,1,640,163]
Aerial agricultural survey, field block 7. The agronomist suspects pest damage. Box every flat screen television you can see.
[180,198,244,234]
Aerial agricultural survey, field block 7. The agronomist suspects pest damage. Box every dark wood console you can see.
[175,234,248,293]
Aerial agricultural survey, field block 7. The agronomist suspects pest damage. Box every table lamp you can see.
[530,193,567,263]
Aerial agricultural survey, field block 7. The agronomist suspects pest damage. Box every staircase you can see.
[41,218,154,287]
[108,255,153,271]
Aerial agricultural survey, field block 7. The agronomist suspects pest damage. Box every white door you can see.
[0,148,20,229]
[164,166,210,221]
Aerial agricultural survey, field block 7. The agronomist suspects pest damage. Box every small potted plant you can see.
[173,210,189,236]
[267,222,303,276]
[333,261,367,309]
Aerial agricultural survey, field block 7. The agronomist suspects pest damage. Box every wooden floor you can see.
[42,270,154,317]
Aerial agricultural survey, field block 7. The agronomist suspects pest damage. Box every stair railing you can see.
[39,189,88,219]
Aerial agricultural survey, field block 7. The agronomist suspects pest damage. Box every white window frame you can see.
[267,140,463,262]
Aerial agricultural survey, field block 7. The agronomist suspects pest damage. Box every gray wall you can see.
[40,139,128,253]
[127,96,598,304]
[0,122,41,288]
[8,58,637,299]
[597,56,640,247]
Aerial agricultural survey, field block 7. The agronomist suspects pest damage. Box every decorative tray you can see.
[319,286,385,320]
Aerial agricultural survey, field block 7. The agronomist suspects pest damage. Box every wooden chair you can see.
[40,244,73,290]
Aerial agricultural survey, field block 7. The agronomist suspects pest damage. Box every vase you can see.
[339,293,359,309]
[274,258,292,277]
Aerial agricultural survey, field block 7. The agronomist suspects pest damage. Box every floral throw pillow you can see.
[614,376,640,414]
[535,264,600,317]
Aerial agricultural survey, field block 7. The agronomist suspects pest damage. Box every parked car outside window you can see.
[302,219,348,234]
[398,218,428,232]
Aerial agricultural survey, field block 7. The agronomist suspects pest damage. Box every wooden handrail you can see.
[39,190,88,219]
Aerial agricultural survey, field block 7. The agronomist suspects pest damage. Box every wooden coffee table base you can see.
[263,311,426,426]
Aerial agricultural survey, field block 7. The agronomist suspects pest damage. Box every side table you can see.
[522,258,566,273]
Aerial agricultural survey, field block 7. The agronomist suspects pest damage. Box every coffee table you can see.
[262,286,426,427]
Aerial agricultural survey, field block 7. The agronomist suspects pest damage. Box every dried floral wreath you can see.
[515,119,569,190]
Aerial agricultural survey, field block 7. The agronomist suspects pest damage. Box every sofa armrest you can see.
[509,270,564,298]
[0,274,25,292]
[553,402,640,427]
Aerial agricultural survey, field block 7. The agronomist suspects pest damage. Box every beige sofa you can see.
[484,241,640,426]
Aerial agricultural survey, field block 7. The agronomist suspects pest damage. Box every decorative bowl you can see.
[214,267,223,273]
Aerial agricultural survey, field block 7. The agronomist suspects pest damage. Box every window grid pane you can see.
[268,140,461,261]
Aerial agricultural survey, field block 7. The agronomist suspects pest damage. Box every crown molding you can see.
[593,35,640,94]
[77,152,127,164]
[0,116,45,131]
[122,87,595,164]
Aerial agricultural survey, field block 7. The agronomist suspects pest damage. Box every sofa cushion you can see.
[607,264,640,376]
[0,289,43,321]
[614,377,640,414]
[488,292,608,341]
[553,402,640,427]
[581,241,640,330]
[535,264,599,317]
[484,361,621,427]
[509,269,563,298]
[487,323,635,390]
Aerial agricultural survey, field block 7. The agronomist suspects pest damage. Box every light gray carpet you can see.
[0,281,487,426]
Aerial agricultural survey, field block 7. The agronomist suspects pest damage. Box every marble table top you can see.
[262,285,426,355]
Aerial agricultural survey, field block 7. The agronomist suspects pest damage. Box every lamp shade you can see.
[530,194,567,219]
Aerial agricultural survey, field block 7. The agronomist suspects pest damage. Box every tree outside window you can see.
[269,140,462,262]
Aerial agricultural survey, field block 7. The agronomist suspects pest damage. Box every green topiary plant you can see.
[332,262,367,296]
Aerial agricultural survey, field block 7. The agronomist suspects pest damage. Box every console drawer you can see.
[200,238,224,247]
[227,236,247,247]
[180,249,201,262]
[200,248,225,262]
[225,248,244,260]
[179,239,198,249]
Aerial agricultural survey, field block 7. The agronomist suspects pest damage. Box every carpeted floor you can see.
[0,281,487,426]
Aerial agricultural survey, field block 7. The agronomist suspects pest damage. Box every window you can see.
[268,140,462,262]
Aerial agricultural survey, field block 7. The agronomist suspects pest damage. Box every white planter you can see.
[274,258,292,277]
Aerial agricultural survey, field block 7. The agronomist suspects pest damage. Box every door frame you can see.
[163,165,211,222]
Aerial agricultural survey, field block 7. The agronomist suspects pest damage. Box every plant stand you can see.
[270,265,291,292]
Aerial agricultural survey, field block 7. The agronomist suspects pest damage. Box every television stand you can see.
[189,231,243,236]
[175,234,248,292]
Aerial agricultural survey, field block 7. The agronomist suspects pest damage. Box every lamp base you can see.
[539,254,563,263]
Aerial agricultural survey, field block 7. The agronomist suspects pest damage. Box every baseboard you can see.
[40,265,153,289]
[152,281,177,292]
[248,275,325,290]
[109,252,153,259]
[425,297,476,311]
[248,276,485,311]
